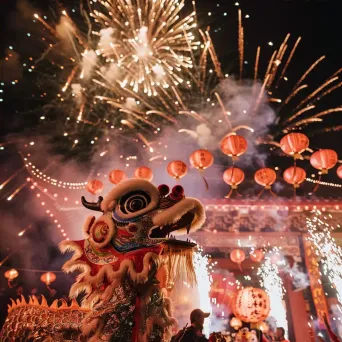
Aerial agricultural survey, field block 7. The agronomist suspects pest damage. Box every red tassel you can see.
[225,188,233,198]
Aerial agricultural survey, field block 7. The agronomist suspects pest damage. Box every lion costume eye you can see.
[118,191,151,214]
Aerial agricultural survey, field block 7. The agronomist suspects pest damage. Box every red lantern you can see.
[221,135,247,160]
[337,165,342,179]
[86,179,104,195]
[280,133,309,159]
[167,161,188,180]
[230,249,246,265]
[283,166,306,188]
[254,168,277,189]
[250,249,264,263]
[40,272,56,286]
[310,149,338,174]
[233,287,270,323]
[190,149,214,170]
[4,269,18,281]
[109,169,127,184]
[223,167,245,198]
[134,166,153,181]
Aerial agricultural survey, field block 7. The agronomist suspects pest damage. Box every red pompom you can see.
[170,185,184,201]
[158,184,170,197]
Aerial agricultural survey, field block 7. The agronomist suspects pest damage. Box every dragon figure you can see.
[0,179,205,341]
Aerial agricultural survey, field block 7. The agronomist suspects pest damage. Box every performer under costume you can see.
[0,179,205,341]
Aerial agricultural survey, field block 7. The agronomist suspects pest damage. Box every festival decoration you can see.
[280,133,309,159]
[223,167,245,198]
[40,272,56,286]
[189,150,214,170]
[283,166,306,188]
[109,169,127,185]
[221,135,247,161]
[254,168,277,196]
[233,287,270,323]
[249,249,264,263]
[1,179,206,340]
[134,166,153,181]
[337,165,342,179]
[310,149,338,174]
[230,317,243,330]
[230,249,246,270]
[167,160,188,180]
[4,269,19,288]
[86,179,104,195]
[190,149,214,190]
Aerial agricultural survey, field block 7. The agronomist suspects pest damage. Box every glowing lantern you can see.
[310,149,338,174]
[258,322,269,333]
[109,169,127,185]
[280,133,309,159]
[221,135,247,160]
[190,149,214,170]
[223,167,245,198]
[337,165,342,179]
[40,272,56,286]
[230,317,243,330]
[86,179,104,195]
[283,166,306,188]
[254,168,276,189]
[250,249,264,263]
[230,249,246,268]
[233,287,270,323]
[167,161,188,180]
[134,166,153,181]
[4,269,18,281]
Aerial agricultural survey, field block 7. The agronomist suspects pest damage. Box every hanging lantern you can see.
[230,249,246,269]
[283,166,306,188]
[250,249,264,263]
[280,133,309,159]
[254,168,276,189]
[233,287,270,323]
[167,161,188,180]
[40,272,56,286]
[4,269,18,281]
[134,166,153,181]
[223,167,245,198]
[86,179,104,195]
[189,149,214,170]
[310,149,338,174]
[230,317,243,330]
[109,169,127,185]
[190,149,214,190]
[221,135,247,161]
[337,165,342,179]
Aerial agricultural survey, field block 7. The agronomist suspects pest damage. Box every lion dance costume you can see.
[0,179,205,341]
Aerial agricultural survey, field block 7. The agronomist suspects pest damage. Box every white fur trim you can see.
[100,179,160,218]
[153,197,205,234]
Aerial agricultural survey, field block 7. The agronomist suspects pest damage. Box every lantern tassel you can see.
[238,263,243,271]
[199,170,209,191]
[312,174,322,193]
[225,188,234,199]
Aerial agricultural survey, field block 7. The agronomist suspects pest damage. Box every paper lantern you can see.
[86,179,104,195]
[230,317,243,330]
[337,165,342,179]
[190,149,214,170]
[109,169,127,184]
[310,149,338,174]
[230,249,246,265]
[40,272,56,286]
[233,287,270,323]
[283,166,306,188]
[221,135,247,160]
[280,133,309,159]
[4,269,18,281]
[167,161,188,180]
[250,249,264,263]
[254,168,277,189]
[223,167,245,198]
[134,166,153,181]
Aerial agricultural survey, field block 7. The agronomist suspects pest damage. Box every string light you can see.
[306,178,342,188]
